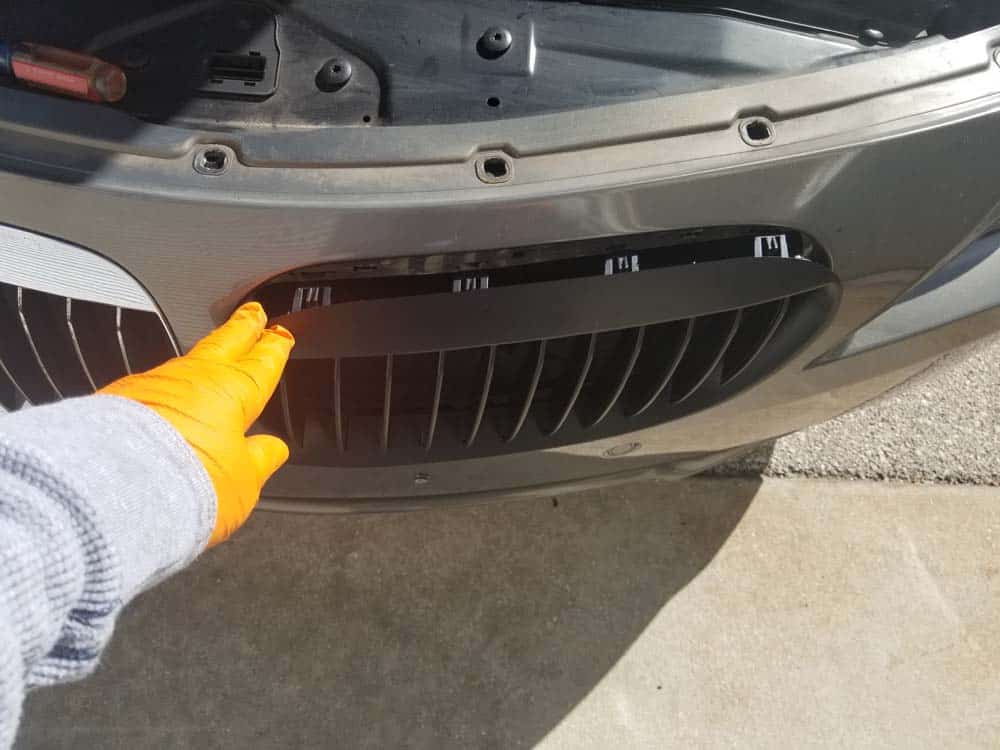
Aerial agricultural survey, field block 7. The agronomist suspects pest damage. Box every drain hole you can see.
[194,147,229,175]
[739,117,775,146]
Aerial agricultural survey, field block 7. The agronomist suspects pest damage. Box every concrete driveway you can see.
[17,475,1000,749]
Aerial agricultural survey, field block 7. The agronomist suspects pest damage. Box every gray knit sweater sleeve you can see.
[0,395,216,749]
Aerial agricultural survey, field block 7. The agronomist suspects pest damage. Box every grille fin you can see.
[279,377,297,448]
[547,333,597,437]
[506,340,547,443]
[333,358,344,452]
[66,299,98,392]
[425,351,446,450]
[0,354,28,410]
[669,310,742,405]
[115,307,133,375]
[17,287,64,399]
[625,319,695,417]
[381,355,394,453]
[722,298,789,385]
[585,327,646,429]
[466,346,496,446]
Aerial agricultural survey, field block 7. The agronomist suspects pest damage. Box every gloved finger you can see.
[188,302,267,362]
[233,325,295,428]
[245,433,290,488]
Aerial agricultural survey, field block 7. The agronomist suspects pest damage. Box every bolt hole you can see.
[745,121,771,141]
[362,114,372,123]
[194,147,229,175]
[487,96,501,108]
[475,154,513,184]
[739,117,775,147]
[483,157,507,178]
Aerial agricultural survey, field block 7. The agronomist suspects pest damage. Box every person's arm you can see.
[0,303,292,749]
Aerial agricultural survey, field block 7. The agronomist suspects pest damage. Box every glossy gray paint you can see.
[0,26,999,505]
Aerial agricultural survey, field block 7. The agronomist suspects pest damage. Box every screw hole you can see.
[739,117,775,147]
[487,96,501,108]
[194,147,229,175]
[362,114,372,123]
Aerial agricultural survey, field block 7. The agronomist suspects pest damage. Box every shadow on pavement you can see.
[19,473,766,749]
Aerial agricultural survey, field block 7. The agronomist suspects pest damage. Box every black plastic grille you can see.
[0,282,177,411]
[257,228,837,467]
[264,294,813,467]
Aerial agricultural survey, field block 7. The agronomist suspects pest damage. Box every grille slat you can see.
[585,327,646,429]
[547,333,597,437]
[333,358,344,452]
[279,377,298,448]
[119,308,176,372]
[69,301,128,389]
[625,319,695,417]
[115,307,133,375]
[0,354,29,410]
[466,345,497,446]
[381,355,394,452]
[669,310,743,405]
[506,340,547,443]
[66,299,98,392]
[721,298,789,386]
[17,287,64,399]
[425,351,446,450]
[0,286,59,404]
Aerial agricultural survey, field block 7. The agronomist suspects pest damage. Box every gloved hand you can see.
[100,302,294,546]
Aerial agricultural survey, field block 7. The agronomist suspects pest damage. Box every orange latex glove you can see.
[100,302,294,546]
